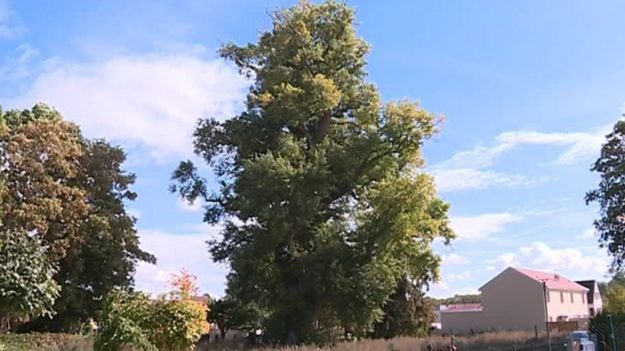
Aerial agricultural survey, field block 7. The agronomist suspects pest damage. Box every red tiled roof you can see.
[441,303,483,312]
[514,267,588,292]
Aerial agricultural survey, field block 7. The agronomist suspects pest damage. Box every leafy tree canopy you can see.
[0,229,60,332]
[0,103,155,331]
[373,276,436,339]
[209,297,263,340]
[171,0,452,344]
[587,118,625,269]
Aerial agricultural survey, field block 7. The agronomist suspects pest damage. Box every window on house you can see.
[546,291,550,302]
[570,292,574,303]
[582,293,585,303]
[560,292,564,303]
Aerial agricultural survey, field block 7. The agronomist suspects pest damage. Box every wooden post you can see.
[535,325,538,340]
[450,329,454,349]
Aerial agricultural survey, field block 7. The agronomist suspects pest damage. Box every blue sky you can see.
[1,0,624,298]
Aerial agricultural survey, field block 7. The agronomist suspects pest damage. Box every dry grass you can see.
[1,330,566,351]
[197,330,566,351]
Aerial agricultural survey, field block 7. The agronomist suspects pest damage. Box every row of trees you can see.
[0,104,154,332]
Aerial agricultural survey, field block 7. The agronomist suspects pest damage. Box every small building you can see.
[576,280,603,316]
[440,267,590,333]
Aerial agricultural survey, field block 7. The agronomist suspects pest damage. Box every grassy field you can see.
[0,331,566,351]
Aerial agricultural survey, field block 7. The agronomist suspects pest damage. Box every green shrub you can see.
[94,270,209,351]
[93,290,155,351]
[149,297,208,350]
[0,229,60,332]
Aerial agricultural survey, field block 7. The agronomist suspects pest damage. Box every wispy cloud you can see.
[432,126,610,192]
[450,212,524,240]
[0,0,21,39]
[496,129,610,165]
[0,44,40,83]
[6,52,248,161]
[443,253,469,265]
[447,271,472,281]
[432,168,542,192]
[577,228,596,240]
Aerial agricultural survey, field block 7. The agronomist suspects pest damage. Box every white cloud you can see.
[450,212,523,240]
[496,129,609,166]
[177,197,203,213]
[443,253,469,265]
[432,168,540,192]
[0,0,20,39]
[134,226,228,297]
[0,44,39,83]
[491,241,609,277]
[433,280,450,292]
[577,228,596,240]
[447,272,472,281]
[432,126,609,192]
[435,143,513,170]
[6,52,247,160]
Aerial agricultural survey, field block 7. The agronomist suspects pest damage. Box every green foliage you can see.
[149,297,208,351]
[373,277,436,339]
[95,271,209,351]
[209,297,263,339]
[39,140,156,332]
[171,0,452,344]
[587,119,625,268]
[589,312,625,350]
[0,229,60,332]
[434,293,481,307]
[606,284,625,314]
[94,290,155,351]
[0,103,154,331]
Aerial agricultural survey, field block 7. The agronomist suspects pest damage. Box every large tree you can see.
[171,1,452,344]
[587,118,625,269]
[0,104,155,331]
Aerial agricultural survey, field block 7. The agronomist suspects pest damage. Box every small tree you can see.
[209,297,261,340]
[150,270,209,350]
[0,229,60,332]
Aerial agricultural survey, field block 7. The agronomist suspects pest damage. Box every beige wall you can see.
[480,268,546,332]
[592,282,604,314]
[440,311,485,333]
[439,268,593,333]
[546,290,589,321]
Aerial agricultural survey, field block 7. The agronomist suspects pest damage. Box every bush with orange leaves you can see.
[151,269,210,350]
[94,269,209,351]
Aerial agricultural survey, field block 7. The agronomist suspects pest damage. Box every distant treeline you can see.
[432,294,481,307]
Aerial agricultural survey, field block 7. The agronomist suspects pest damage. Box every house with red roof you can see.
[440,267,591,333]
